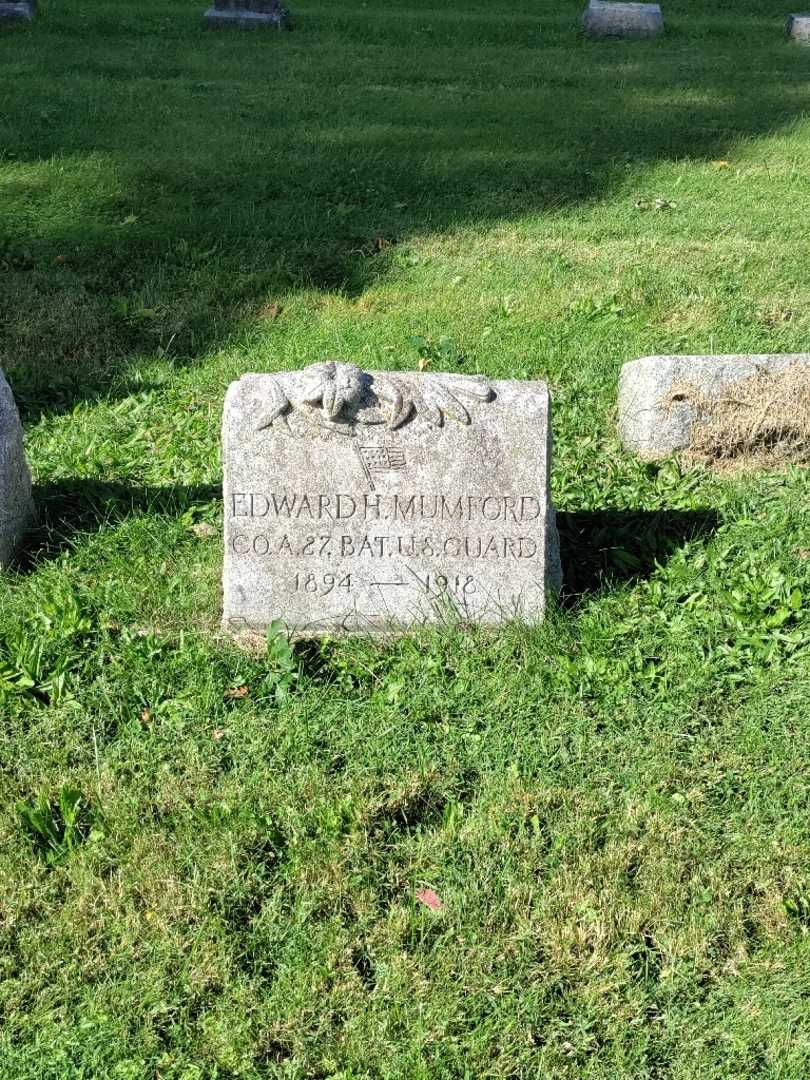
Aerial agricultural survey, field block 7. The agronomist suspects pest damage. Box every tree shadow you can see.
[1,0,808,420]
[557,507,719,604]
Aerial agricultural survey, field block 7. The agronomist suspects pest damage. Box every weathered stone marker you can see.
[204,0,289,29]
[786,14,810,43]
[0,1,36,21]
[0,370,34,567]
[618,354,810,460]
[582,1,664,39]
[223,362,560,638]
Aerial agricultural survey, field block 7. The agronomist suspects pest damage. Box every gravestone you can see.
[618,354,810,460]
[0,369,34,567]
[223,361,560,638]
[0,1,36,21]
[786,14,810,42]
[205,0,289,29]
[582,1,664,39]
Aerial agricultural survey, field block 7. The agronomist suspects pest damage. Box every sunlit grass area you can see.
[1,1,810,1076]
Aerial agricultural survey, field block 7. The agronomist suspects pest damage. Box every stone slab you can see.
[582,1,664,39]
[205,0,289,29]
[223,362,560,639]
[786,14,810,42]
[618,354,810,459]
[0,369,34,567]
[0,1,36,20]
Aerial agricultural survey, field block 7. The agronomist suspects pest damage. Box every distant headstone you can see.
[786,14,810,42]
[0,1,36,21]
[0,370,34,567]
[618,354,810,460]
[222,361,560,638]
[582,1,664,39]
[204,0,289,29]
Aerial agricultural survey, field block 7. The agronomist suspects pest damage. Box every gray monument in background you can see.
[0,1,36,21]
[786,14,810,43]
[582,1,664,39]
[222,361,560,639]
[205,0,290,29]
[0,370,34,568]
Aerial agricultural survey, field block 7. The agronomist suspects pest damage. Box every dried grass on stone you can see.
[671,363,810,471]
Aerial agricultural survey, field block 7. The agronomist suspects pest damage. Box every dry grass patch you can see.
[672,363,810,471]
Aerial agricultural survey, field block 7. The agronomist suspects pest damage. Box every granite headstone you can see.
[205,0,289,29]
[0,1,36,20]
[582,1,664,39]
[786,14,810,42]
[0,369,34,567]
[222,361,560,638]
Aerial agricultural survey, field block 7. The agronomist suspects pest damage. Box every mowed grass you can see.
[2,0,810,1076]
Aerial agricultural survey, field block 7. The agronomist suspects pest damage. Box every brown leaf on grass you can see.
[415,887,443,911]
[190,522,216,539]
[224,685,249,700]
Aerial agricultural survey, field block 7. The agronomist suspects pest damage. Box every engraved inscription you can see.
[292,572,353,595]
[229,491,543,524]
[230,531,540,560]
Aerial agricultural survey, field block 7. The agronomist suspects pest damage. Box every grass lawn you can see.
[2,0,810,1075]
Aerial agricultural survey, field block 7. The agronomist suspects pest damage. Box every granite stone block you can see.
[618,354,810,459]
[223,361,560,639]
[0,1,36,21]
[205,0,289,29]
[786,14,810,42]
[0,369,34,567]
[582,1,664,39]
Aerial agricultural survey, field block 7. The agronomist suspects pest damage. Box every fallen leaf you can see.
[190,522,216,539]
[415,887,443,911]
[224,685,249,700]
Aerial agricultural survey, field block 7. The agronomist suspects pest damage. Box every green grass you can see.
[2,0,810,1075]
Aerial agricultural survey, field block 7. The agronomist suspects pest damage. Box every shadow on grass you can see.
[1,0,808,418]
[17,479,221,569]
[557,507,719,604]
[21,482,719,616]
